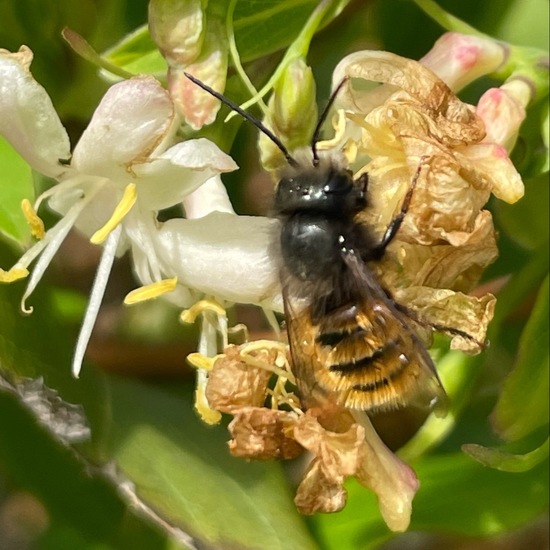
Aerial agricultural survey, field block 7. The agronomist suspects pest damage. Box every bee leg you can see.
[393,301,488,350]
[371,159,426,259]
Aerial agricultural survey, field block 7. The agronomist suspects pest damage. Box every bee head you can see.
[273,159,367,217]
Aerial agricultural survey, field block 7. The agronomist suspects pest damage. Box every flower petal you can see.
[72,225,122,378]
[155,213,281,308]
[354,413,419,532]
[132,139,238,211]
[72,76,175,180]
[227,407,303,460]
[0,46,70,177]
[183,174,235,219]
[205,346,273,411]
[333,50,478,131]
[457,142,524,204]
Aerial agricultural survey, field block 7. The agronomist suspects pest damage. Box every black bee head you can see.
[273,161,367,218]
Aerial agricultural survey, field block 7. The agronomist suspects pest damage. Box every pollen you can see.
[0,266,29,283]
[21,199,45,239]
[123,277,178,305]
[90,183,137,245]
[180,299,226,324]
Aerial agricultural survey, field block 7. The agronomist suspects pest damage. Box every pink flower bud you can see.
[421,32,507,92]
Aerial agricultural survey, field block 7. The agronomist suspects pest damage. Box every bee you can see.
[185,73,448,415]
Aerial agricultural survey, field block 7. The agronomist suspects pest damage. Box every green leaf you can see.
[491,276,549,441]
[0,136,34,247]
[100,0,350,79]
[0,264,319,550]
[463,438,549,472]
[231,0,350,63]
[0,382,171,549]
[108,378,319,550]
[101,25,168,78]
[313,452,549,549]
[494,175,550,251]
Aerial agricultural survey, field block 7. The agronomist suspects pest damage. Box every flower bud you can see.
[260,58,317,170]
[421,32,507,92]
[476,78,531,151]
[167,16,228,130]
[148,0,205,66]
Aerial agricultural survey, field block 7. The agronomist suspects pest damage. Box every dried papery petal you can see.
[333,50,480,132]
[293,413,364,514]
[293,413,364,479]
[355,413,419,532]
[205,345,273,412]
[380,210,498,293]
[228,407,302,460]
[394,287,496,353]
[456,142,524,204]
[294,461,348,514]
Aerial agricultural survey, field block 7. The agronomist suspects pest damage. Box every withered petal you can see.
[292,413,365,480]
[205,345,273,412]
[227,407,303,460]
[393,286,496,352]
[294,461,348,514]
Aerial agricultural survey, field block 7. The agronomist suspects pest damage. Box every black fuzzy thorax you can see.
[273,159,379,322]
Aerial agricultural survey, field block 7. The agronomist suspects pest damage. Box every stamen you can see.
[186,352,222,371]
[124,277,178,305]
[21,199,45,239]
[90,183,137,245]
[194,381,222,425]
[72,224,121,378]
[21,198,90,314]
[180,299,226,324]
[0,267,29,283]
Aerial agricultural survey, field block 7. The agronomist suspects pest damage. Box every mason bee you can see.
[185,73,447,415]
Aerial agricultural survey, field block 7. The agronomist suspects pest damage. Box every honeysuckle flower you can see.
[199,343,418,529]
[175,33,530,531]
[0,45,237,377]
[321,42,526,351]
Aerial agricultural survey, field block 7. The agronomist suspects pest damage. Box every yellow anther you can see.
[239,341,296,385]
[124,277,178,305]
[0,267,29,283]
[186,352,221,371]
[180,299,226,324]
[90,183,137,245]
[194,385,222,425]
[240,339,288,355]
[21,199,45,239]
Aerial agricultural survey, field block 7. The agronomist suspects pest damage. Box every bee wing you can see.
[282,284,332,409]
[335,250,448,414]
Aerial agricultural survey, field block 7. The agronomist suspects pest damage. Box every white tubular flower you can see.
[0,46,237,377]
[150,212,281,310]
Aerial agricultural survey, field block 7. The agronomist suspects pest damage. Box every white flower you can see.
[0,46,237,377]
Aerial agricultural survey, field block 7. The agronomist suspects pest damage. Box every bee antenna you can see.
[184,72,299,168]
[311,76,350,167]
